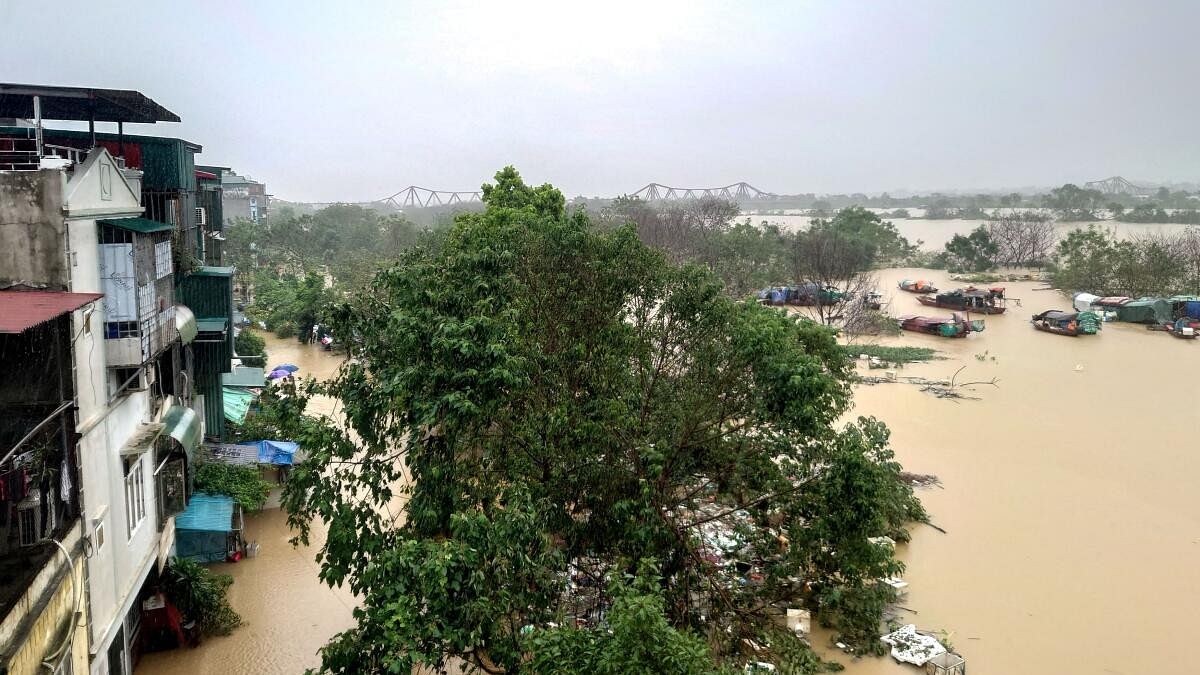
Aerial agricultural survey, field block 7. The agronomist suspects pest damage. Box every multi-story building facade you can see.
[0,83,229,675]
[197,166,268,226]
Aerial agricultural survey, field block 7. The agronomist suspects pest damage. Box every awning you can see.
[0,290,103,333]
[162,404,201,462]
[118,422,164,457]
[196,318,228,333]
[222,367,265,388]
[222,387,255,425]
[99,217,174,234]
[176,304,197,344]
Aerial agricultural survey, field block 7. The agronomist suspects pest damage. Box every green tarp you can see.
[222,386,254,425]
[1115,298,1170,324]
[97,217,174,234]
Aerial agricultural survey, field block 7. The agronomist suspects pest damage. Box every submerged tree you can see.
[280,167,923,674]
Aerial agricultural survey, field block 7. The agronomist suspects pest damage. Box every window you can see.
[124,455,146,537]
[105,321,140,339]
[154,240,172,279]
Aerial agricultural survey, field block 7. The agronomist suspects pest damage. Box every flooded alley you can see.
[138,335,353,675]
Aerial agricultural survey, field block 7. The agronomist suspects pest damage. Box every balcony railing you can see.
[0,137,89,170]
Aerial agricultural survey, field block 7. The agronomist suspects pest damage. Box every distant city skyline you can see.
[4,1,1198,202]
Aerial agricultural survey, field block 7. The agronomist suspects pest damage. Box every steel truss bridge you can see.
[1083,176,1154,197]
[381,185,483,209]
[375,181,780,209]
[628,182,777,201]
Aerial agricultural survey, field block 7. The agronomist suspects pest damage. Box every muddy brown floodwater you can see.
[142,283,1200,674]
[814,268,1200,675]
[138,334,354,675]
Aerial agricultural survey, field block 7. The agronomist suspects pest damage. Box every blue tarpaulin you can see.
[239,440,300,466]
[1187,301,1200,319]
[175,493,239,563]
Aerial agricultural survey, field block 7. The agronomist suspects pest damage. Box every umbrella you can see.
[267,369,291,380]
[273,363,300,373]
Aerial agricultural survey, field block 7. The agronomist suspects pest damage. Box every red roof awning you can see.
[195,170,218,180]
[0,290,103,334]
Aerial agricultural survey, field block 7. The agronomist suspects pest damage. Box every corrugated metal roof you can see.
[175,493,235,532]
[98,217,174,234]
[0,290,103,333]
[0,83,180,123]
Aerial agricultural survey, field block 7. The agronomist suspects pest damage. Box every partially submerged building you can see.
[0,83,231,675]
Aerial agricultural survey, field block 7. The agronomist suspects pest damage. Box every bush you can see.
[843,345,939,364]
[193,463,273,511]
[161,558,242,636]
[234,329,267,366]
[274,321,297,339]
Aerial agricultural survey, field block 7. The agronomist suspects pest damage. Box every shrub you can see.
[234,329,267,367]
[193,463,272,511]
[161,558,242,636]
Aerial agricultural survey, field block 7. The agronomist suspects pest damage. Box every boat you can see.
[1161,318,1198,339]
[1031,310,1101,336]
[898,312,984,338]
[916,287,1007,314]
[897,279,938,294]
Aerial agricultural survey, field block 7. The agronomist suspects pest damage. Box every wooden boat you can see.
[1031,310,1100,336]
[1164,318,1198,339]
[916,287,1007,314]
[897,279,938,294]
[898,313,984,338]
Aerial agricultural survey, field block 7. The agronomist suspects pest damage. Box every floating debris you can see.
[880,624,947,666]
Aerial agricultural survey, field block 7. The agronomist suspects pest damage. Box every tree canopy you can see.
[278,167,924,674]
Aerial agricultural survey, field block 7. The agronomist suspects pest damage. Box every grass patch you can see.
[842,345,940,364]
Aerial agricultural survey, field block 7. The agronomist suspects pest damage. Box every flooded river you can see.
[142,279,1199,675]
[138,335,353,675]
[815,268,1200,675]
[745,212,1192,250]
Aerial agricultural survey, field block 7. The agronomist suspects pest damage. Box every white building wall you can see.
[63,150,167,664]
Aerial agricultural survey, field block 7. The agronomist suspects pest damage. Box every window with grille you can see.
[124,455,146,537]
[154,240,172,279]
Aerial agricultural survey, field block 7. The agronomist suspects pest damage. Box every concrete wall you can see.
[64,150,165,663]
[0,522,90,675]
[0,169,67,289]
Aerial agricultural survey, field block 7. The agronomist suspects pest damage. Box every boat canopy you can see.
[1072,293,1100,312]
[1035,310,1077,322]
[1116,297,1170,324]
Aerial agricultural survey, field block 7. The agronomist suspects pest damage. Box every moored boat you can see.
[1163,318,1198,339]
[1031,310,1100,336]
[916,287,1007,314]
[898,279,938,294]
[898,312,984,338]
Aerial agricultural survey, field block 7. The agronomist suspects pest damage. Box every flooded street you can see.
[139,335,354,675]
[143,282,1200,675]
[816,268,1200,675]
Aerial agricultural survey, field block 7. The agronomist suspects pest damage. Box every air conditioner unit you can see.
[17,489,57,547]
[194,207,207,227]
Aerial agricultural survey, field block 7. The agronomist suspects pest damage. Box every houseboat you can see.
[1031,310,1101,336]
[898,313,984,338]
[916,287,1007,314]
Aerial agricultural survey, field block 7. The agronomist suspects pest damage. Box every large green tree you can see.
[280,168,922,674]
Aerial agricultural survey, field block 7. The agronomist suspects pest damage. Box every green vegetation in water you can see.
[193,463,273,511]
[161,558,242,636]
[845,345,940,364]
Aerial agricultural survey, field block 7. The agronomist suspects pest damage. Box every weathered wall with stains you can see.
[0,169,66,289]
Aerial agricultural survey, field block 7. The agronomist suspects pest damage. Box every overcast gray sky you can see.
[3,1,1197,201]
